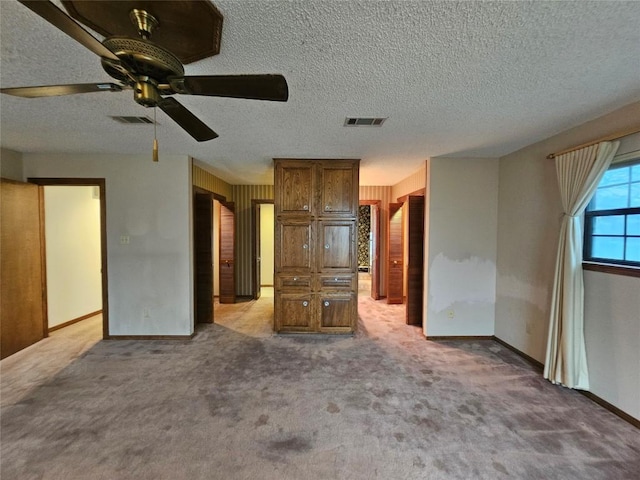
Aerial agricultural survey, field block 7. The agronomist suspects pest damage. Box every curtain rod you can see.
[547,126,640,159]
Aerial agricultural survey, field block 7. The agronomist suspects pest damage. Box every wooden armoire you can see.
[274,159,359,333]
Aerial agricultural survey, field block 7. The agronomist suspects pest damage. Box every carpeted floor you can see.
[1,293,638,479]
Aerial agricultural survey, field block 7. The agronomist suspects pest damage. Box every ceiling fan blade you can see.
[158,97,218,142]
[18,1,119,61]
[0,83,123,98]
[173,75,289,102]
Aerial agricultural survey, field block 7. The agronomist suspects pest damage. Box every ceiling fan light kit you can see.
[1,0,289,154]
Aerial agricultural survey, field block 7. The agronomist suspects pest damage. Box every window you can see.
[584,157,640,267]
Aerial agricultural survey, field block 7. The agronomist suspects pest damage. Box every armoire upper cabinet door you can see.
[275,160,314,216]
[319,161,359,217]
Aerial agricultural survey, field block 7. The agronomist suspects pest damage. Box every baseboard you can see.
[427,335,494,341]
[48,310,102,332]
[492,335,544,371]
[106,333,195,340]
[492,335,639,429]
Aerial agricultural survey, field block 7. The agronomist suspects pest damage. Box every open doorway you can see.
[358,200,381,300]
[251,200,275,300]
[29,178,109,338]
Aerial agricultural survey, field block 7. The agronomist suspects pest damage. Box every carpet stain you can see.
[458,404,475,416]
[393,432,405,442]
[493,460,508,475]
[255,414,269,427]
[433,458,449,473]
[413,456,426,468]
[327,402,341,414]
[268,436,312,453]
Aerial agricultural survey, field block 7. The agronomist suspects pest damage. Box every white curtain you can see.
[544,141,620,390]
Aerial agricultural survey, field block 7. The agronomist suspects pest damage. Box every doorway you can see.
[251,199,275,300]
[358,201,381,300]
[29,178,109,338]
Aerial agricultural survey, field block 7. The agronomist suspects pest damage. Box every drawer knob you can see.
[325,244,330,249]
[334,277,338,281]
[324,301,330,307]
[293,277,298,281]
[302,301,308,307]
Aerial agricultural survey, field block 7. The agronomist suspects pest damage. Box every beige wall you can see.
[260,204,275,286]
[425,157,499,336]
[1,148,23,181]
[496,100,640,420]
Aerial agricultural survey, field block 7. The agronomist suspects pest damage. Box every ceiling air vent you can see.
[344,117,386,127]
[110,115,154,124]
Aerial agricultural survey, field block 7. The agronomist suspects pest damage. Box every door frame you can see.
[251,199,274,300]
[28,178,109,339]
[358,200,381,300]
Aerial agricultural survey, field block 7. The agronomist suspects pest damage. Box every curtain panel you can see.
[544,141,619,390]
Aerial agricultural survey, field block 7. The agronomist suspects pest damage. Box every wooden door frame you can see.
[28,178,109,339]
[358,200,381,299]
[251,199,274,300]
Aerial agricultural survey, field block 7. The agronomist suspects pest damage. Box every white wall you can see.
[44,186,102,327]
[1,147,23,181]
[260,204,275,286]
[23,153,194,336]
[495,100,640,420]
[424,157,499,337]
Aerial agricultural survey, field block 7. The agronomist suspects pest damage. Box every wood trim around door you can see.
[251,199,274,300]
[28,178,110,339]
[359,200,381,300]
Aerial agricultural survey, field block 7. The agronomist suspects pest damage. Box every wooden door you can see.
[387,202,404,304]
[406,196,425,325]
[276,221,313,272]
[370,202,381,300]
[1,179,46,359]
[219,202,236,304]
[318,293,355,331]
[194,193,213,323]
[276,293,314,332]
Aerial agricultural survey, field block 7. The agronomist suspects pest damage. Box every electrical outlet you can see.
[447,309,455,320]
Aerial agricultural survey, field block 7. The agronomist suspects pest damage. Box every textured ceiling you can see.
[1,0,639,185]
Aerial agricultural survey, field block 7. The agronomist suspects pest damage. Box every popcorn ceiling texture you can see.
[1,0,639,185]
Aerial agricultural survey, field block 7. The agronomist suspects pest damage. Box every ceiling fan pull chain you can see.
[152,106,159,162]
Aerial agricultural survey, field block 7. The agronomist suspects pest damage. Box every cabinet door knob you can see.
[325,204,331,210]
[324,301,330,307]
[324,244,330,249]
[303,244,308,249]
[302,301,308,307]
[293,277,298,281]
[303,204,309,210]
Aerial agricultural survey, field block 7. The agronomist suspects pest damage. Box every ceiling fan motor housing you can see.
[101,37,184,84]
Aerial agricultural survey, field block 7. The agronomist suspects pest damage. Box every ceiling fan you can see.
[0,0,289,144]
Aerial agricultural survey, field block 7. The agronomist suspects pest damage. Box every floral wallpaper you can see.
[358,205,371,269]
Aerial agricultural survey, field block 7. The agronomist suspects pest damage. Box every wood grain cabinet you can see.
[274,159,359,333]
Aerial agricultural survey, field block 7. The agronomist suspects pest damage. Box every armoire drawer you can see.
[276,275,312,290]
[315,275,355,291]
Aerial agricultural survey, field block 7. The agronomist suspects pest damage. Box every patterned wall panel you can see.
[192,164,233,200]
[232,185,274,296]
[391,164,426,200]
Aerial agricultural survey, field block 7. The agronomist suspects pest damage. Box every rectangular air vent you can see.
[110,116,154,124]
[344,117,386,127]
